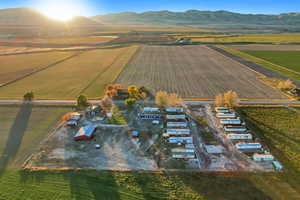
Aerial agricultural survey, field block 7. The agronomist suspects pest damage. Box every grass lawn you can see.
[243,51,300,73]
[0,104,72,170]
[0,52,75,85]
[217,45,300,82]
[237,107,300,194]
[0,46,138,99]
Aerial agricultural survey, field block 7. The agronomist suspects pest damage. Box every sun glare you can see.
[35,0,87,21]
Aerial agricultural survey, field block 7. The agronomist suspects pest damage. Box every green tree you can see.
[128,85,139,98]
[77,94,89,107]
[125,98,137,109]
[23,91,34,101]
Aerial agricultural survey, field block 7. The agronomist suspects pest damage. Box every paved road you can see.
[0,99,300,105]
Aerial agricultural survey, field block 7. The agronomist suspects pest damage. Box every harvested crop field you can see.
[228,44,300,51]
[110,35,175,44]
[0,52,76,85]
[116,45,286,99]
[0,46,139,99]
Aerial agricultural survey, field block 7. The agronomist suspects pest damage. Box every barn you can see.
[74,125,97,141]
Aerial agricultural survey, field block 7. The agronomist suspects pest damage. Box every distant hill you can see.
[0,7,56,26]
[93,10,300,31]
[0,7,101,27]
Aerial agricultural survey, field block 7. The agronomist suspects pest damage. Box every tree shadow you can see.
[0,103,32,176]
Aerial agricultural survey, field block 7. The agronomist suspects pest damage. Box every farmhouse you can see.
[74,125,97,141]
[168,137,193,144]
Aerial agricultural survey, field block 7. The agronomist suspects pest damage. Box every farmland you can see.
[218,45,300,82]
[228,44,300,51]
[237,107,300,193]
[0,36,117,46]
[116,45,286,99]
[243,51,300,73]
[179,34,300,43]
[110,35,175,44]
[0,104,72,170]
[0,52,76,85]
[0,46,139,99]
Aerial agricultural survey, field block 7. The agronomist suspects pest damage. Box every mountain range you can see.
[1,7,300,31]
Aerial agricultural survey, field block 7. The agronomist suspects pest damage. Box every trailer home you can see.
[165,129,191,136]
[165,108,184,113]
[215,107,229,113]
[235,143,262,150]
[220,118,242,125]
[168,137,193,144]
[253,153,274,161]
[166,115,186,120]
[224,126,247,132]
[227,133,253,140]
[167,122,188,128]
[216,113,236,119]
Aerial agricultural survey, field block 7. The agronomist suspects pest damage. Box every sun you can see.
[35,0,86,21]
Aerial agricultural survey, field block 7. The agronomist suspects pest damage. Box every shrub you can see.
[23,91,34,101]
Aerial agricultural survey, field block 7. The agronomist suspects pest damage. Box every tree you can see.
[215,93,225,106]
[224,90,239,108]
[277,79,295,90]
[167,93,183,107]
[125,98,136,109]
[128,85,139,98]
[155,91,169,106]
[100,95,113,112]
[77,94,88,107]
[23,91,34,101]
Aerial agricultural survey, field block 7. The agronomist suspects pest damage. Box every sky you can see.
[0,0,299,16]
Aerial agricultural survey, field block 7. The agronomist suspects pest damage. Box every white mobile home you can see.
[166,115,186,120]
[235,143,262,150]
[224,126,247,132]
[168,137,193,144]
[215,107,229,113]
[143,107,160,113]
[165,108,184,113]
[216,113,236,119]
[165,129,191,136]
[167,122,188,128]
[220,119,242,125]
[227,133,253,140]
[253,153,274,161]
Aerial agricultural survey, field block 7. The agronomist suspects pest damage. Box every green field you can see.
[0,104,72,170]
[0,46,138,99]
[217,45,300,82]
[190,34,300,43]
[237,107,300,193]
[243,51,300,73]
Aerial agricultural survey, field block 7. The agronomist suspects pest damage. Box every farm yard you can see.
[0,52,76,85]
[0,46,138,99]
[116,45,286,99]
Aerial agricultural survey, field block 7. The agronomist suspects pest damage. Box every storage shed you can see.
[131,130,140,138]
[66,120,78,127]
[74,125,97,141]
[273,161,283,170]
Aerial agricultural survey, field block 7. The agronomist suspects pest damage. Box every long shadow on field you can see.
[179,172,272,200]
[63,170,121,200]
[0,103,32,176]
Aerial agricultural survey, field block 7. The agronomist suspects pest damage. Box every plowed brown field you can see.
[115,45,286,99]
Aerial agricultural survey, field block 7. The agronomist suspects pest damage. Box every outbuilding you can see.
[74,125,97,141]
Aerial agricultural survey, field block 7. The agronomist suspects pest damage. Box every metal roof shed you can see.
[74,125,97,141]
